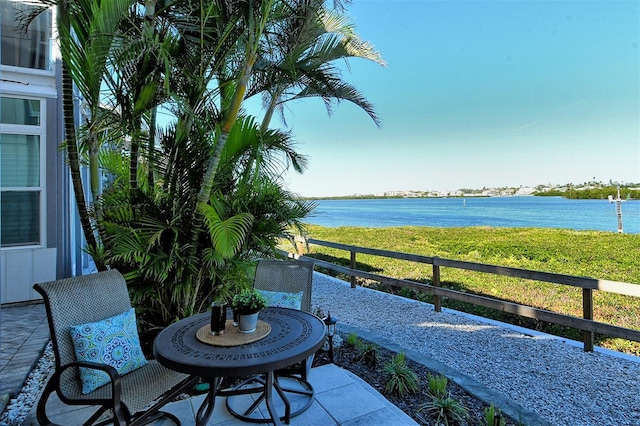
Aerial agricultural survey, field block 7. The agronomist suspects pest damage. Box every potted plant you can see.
[231,289,268,333]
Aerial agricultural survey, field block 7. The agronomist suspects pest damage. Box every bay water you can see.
[305,196,640,234]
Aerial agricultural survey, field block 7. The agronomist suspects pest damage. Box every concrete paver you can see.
[0,302,49,399]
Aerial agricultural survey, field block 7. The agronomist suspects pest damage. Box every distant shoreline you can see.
[302,185,640,201]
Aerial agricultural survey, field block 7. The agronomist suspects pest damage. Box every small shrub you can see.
[383,352,419,396]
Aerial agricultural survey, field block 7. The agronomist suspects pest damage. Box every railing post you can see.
[350,251,357,288]
[432,258,441,312]
[296,237,304,256]
[583,288,594,352]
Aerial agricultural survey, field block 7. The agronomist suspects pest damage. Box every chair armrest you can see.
[55,361,122,403]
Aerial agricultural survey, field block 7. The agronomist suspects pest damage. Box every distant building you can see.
[515,187,535,195]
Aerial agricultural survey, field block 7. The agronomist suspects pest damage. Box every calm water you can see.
[305,197,640,234]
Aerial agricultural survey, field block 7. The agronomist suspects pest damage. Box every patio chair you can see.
[33,269,198,426]
[225,258,317,422]
[253,259,315,380]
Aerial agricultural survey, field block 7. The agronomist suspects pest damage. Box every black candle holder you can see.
[210,302,227,335]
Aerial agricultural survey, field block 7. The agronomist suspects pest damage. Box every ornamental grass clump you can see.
[417,373,469,426]
[383,352,419,396]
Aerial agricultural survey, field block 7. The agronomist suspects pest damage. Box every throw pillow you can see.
[69,308,148,394]
[257,289,303,310]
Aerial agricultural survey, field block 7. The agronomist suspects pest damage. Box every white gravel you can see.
[0,342,54,426]
[311,272,640,426]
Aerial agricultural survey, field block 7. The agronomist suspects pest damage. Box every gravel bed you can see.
[0,342,54,426]
[311,272,640,426]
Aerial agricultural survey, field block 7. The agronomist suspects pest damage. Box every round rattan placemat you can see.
[195,320,271,347]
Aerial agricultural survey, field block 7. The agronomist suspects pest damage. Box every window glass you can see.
[0,134,40,187]
[0,96,43,247]
[0,191,40,246]
[0,0,51,70]
[0,97,40,125]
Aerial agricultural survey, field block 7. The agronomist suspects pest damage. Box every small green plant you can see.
[314,307,326,319]
[231,289,268,314]
[346,332,359,347]
[344,333,378,366]
[417,373,469,426]
[427,372,449,399]
[484,404,505,426]
[383,352,419,396]
[356,341,378,366]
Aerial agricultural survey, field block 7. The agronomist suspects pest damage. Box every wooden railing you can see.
[286,238,640,352]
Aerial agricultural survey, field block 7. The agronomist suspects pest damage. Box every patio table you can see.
[153,307,326,426]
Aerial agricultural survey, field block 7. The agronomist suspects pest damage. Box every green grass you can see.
[301,225,640,355]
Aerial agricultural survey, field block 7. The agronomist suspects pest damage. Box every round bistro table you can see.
[154,307,325,426]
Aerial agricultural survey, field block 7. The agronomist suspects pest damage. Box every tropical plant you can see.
[382,352,419,397]
[26,0,381,327]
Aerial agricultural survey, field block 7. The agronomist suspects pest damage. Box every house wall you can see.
[0,2,68,304]
[0,75,63,303]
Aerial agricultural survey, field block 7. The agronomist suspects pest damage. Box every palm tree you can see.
[251,1,385,130]
[26,0,379,326]
[237,0,384,186]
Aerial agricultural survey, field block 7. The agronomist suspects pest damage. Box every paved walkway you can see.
[0,302,49,407]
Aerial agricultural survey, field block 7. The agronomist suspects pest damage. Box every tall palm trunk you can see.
[147,107,157,188]
[186,56,256,310]
[260,90,280,131]
[58,7,106,271]
[187,0,274,264]
[129,0,158,197]
[129,116,142,194]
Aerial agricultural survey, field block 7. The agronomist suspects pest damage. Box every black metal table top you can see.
[154,307,326,378]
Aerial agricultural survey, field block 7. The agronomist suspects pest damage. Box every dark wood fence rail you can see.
[287,237,640,352]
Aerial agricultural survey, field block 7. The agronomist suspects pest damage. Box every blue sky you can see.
[266,0,639,198]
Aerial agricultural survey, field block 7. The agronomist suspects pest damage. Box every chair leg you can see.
[36,376,58,426]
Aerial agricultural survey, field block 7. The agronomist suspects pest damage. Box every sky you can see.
[262,0,640,198]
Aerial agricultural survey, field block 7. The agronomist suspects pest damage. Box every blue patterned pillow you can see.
[69,308,148,394]
[257,290,303,310]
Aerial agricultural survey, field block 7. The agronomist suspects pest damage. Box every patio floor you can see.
[1,302,417,425]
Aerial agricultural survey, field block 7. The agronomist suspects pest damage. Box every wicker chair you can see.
[33,269,198,426]
[225,259,317,423]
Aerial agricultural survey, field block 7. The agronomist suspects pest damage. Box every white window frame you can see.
[0,95,46,249]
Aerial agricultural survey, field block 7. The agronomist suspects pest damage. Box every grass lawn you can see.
[298,225,640,355]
